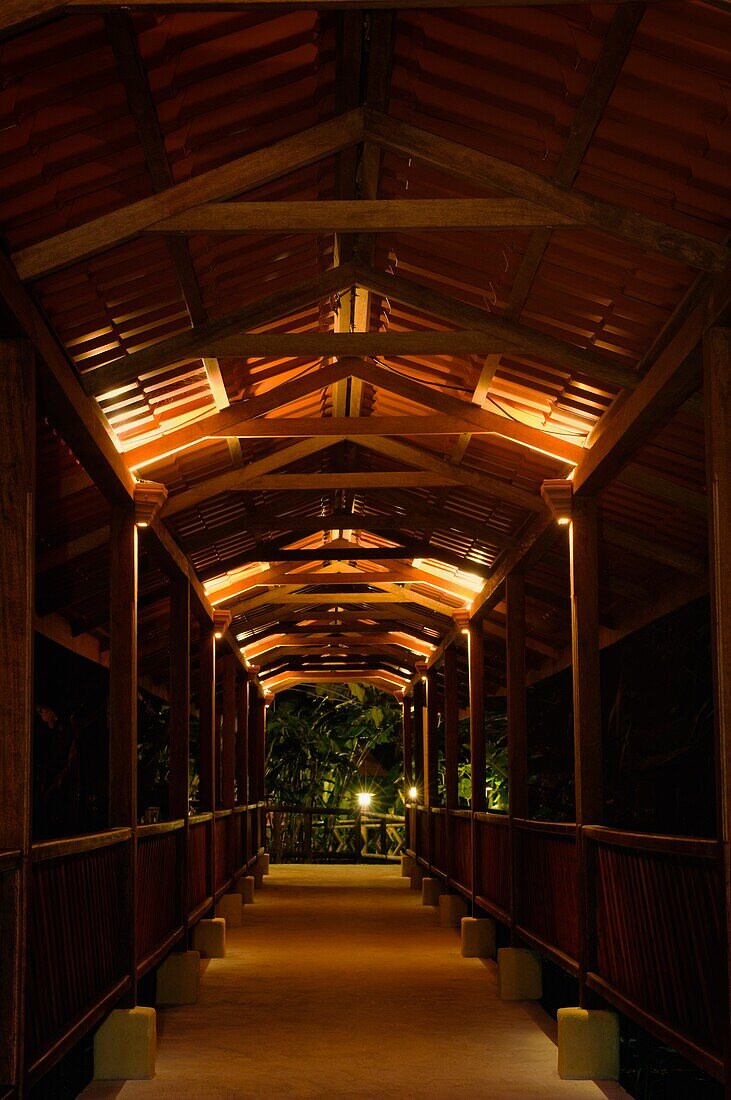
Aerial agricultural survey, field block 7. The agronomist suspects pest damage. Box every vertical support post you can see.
[198,628,216,904]
[236,671,249,806]
[569,496,602,1006]
[109,501,138,1003]
[258,695,267,808]
[424,666,439,808]
[0,341,34,1093]
[412,678,425,800]
[168,576,190,933]
[443,644,459,811]
[468,622,486,813]
[221,655,236,811]
[401,695,413,853]
[506,573,527,940]
[704,328,731,1072]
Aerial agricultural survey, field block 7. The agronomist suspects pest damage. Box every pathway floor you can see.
[83,864,629,1099]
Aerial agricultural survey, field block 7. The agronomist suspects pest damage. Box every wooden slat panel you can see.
[136,832,178,966]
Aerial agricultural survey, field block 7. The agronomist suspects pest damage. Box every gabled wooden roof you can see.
[2,0,728,693]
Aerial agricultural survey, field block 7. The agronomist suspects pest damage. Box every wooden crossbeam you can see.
[12,111,364,281]
[209,565,476,604]
[365,111,727,274]
[228,588,461,617]
[357,264,640,392]
[147,198,576,234]
[85,265,354,396]
[156,331,492,359]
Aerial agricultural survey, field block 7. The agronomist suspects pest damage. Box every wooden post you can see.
[168,576,189,934]
[109,501,138,1003]
[704,328,731,1075]
[506,573,527,940]
[0,341,34,1093]
[247,679,259,804]
[412,678,425,800]
[468,622,486,813]
[424,666,439,808]
[168,578,190,820]
[258,695,267,806]
[569,496,602,1006]
[402,695,413,791]
[236,671,249,806]
[198,628,216,904]
[443,643,459,811]
[221,655,236,811]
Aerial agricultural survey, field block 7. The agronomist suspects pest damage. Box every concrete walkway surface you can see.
[83,864,629,1099]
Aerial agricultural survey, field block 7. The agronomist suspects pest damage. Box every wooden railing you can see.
[24,803,266,1086]
[408,804,723,1081]
[267,806,405,863]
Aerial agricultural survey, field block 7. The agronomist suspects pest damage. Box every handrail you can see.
[513,818,576,837]
[474,811,509,825]
[31,828,132,862]
[267,805,405,822]
[214,808,233,819]
[0,849,22,873]
[138,819,184,838]
[583,825,719,861]
[189,812,213,825]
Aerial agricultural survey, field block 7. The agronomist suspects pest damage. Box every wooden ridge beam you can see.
[85,264,354,396]
[356,264,641,392]
[364,110,727,274]
[12,111,364,281]
[146,331,494,359]
[146,198,577,235]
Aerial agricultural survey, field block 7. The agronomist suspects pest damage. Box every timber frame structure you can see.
[0,0,730,1095]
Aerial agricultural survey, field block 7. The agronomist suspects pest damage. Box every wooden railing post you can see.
[221,654,236,812]
[506,572,527,941]
[468,621,486,813]
[198,627,216,905]
[236,670,249,807]
[0,340,34,1094]
[424,665,439,808]
[109,500,138,1003]
[168,576,190,932]
[444,641,459,885]
[569,495,602,1007]
[412,677,425,806]
[704,327,731,1076]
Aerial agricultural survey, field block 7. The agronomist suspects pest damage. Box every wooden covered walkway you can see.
[83,865,627,1100]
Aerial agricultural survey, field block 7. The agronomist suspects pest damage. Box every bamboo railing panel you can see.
[431,811,447,875]
[450,812,472,894]
[136,830,179,967]
[186,820,208,915]
[592,836,723,1064]
[27,840,127,1065]
[475,814,510,916]
[514,822,578,964]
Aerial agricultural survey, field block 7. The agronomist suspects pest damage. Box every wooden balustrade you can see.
[449,811,472,896]
[187,817,210,920]
[136,826,182,973]
[430,810,447,877]
[587,828,723,1078]
[26,836,129,1080]
[513,821,579,969]
[474,814,510,920]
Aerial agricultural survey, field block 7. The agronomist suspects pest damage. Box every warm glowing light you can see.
[357,791,372,809]
[461,628,469,636]
[557,516,570,526]
[408,786,418,802]
[136,521,149,528]
[214,631,223,640]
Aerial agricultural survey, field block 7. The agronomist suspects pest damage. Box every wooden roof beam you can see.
[364,111,727,274]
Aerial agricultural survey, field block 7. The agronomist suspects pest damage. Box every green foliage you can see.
[439,710,509,812]
[265,682,403,813]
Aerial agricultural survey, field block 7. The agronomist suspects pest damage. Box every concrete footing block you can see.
[409,864,425,890]
[235,875,255,904]
[401,854,413,878]
[557,1008,620,1080]
[215,892,243,928]
[439,893,469,927]
[94,1006,156,1080]
[192,917,226,958]
[260,852,270,875]
[460,916,496,958]
[421,877,442,907]
[253,863,265,888]
[497,947,542,1000]
[156,950,200,1006]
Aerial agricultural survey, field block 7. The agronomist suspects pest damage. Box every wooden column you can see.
[704,327,731,1070]
[109,501,138,1003]
[424,666,439,807]
[506,573,528,940]
[235,672,249,806]
[0,341,34,1092]
[412,678,425,800]
[221,655,236,811]
[247,679,259,804]
[198,627,216,904]
[401,695,413,792]
[258,695,267,805]
[168,577,190,820]
[569,496,602,1004]
[468,622,486,812]
[443,643,459,811]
